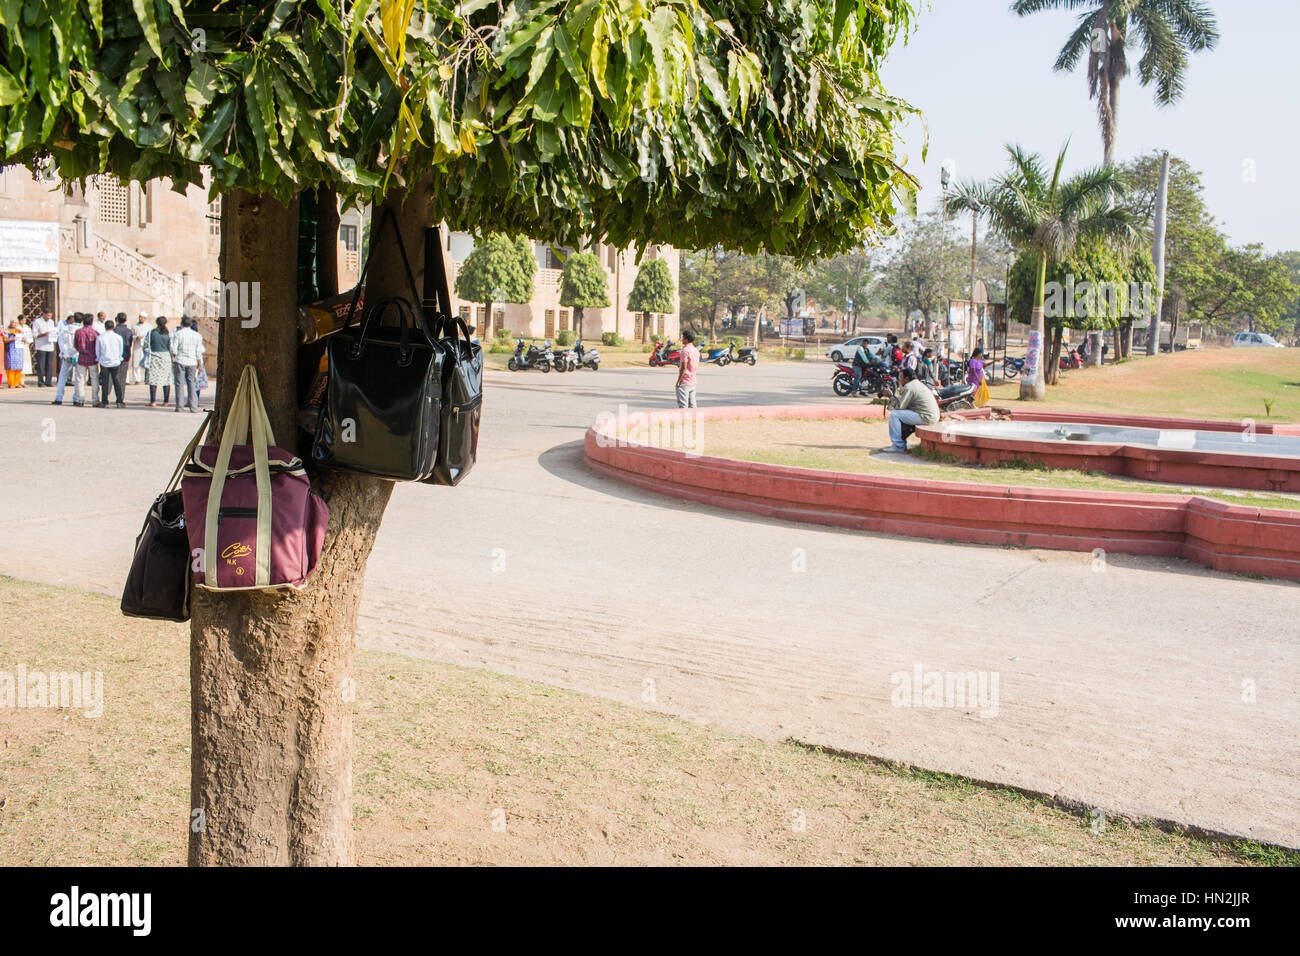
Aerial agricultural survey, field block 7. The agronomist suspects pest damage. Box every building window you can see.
[459,306,471,324]
[559,309,570,331]
[339,224,358,251]
[544,309,555,337]
[96,176,130,225]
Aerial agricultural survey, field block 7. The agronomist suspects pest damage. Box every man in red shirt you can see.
[676,328,699,408]
[72,313,99,407]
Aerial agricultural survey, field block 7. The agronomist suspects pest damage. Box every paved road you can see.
[3,360,1297,847]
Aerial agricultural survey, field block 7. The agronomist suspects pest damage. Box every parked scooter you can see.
[573,340,600,370]
[507,338,553,373]
[1060,347,1083,370]
[726,343,758,366]
[649,339,683,367]
[700,344,731,366]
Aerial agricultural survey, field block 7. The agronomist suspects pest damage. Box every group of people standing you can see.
[1,309,207,411]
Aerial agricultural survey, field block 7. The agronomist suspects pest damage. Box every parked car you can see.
[1232,331,1285,348]
[825,336,885,362]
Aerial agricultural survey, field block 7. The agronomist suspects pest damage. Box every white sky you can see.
[880,0,1300,251]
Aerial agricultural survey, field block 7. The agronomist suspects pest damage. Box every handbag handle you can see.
[346,296,422,366]
[203,366,274,588]
[167,410,213,493]
[341,207,433,344]
[422,225,454,337]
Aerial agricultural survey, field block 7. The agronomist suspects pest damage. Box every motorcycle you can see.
[552,342,577,372]
[832,362,896,399]
[887,380,979,413]
[1060,347,1083,370]
[573,340,600,370]
[726,343,758,366]
[507,338,553,373]
[1002,356,1025,379]
[649,339,683,367]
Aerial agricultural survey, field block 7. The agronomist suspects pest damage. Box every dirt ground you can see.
[0,579,1274,866]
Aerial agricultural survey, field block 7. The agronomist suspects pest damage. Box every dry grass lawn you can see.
[2,579,1290,866]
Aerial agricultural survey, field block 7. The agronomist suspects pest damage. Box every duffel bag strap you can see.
[169,411,212,492]
[204,366,274,588]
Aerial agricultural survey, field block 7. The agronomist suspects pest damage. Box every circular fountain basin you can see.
[919,414,1300,492]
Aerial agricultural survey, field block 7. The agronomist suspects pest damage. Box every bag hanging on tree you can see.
[312,208,446,481]
[182,365,329,591]
[121,412,212,621]
[419,225,483,486]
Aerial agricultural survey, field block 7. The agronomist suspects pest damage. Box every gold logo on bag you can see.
[222,543,253,564]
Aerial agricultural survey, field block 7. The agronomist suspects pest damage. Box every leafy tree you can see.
[0,0,918,865]
[1009,238,1154,379]
[806,248,875,333]
[627,257,675,340]
[1012,0,1219,164]
[454,234,536,336]
[947,143,1137,398]
[679,248,754,339]
[558,251,609,339]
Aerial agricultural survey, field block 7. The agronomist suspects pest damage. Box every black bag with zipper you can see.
[121,413,210,621]
[311,210,446,481]
[420,225,483,486]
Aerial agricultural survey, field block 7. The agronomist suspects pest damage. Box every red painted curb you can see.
[584,405,1300,582]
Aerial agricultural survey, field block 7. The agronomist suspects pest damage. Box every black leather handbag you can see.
[420,225,483,486]
[121,413,210,621]
[312,211,445,481]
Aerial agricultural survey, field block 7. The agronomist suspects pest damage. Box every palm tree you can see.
[1011,0,1219,165]
[947,142,1137,399]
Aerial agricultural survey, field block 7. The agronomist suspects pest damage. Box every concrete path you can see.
[2,360,1297,847]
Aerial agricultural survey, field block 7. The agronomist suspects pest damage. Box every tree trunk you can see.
[1148,151,1170,355]
[1119,319,1132,359]
[1085,330,1102,366]
[575,304,584,340]
[315,187,340,298]
[189,182,433,866]
[1019,255,1048,400]
[1045,324,1063,386]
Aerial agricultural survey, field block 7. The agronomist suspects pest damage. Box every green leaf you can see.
[131,0,164,59]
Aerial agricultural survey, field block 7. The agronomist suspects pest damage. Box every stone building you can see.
[0,163,675,360]
[442,231,679,343]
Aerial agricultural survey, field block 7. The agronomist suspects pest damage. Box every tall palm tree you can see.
[947,142,1137,399]
[1011,0,1219,165]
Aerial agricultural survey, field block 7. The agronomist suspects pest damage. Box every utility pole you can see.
[1148,150,1169,356]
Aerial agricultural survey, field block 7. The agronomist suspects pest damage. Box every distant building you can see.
[0,163,674,352]
[442,231,679,342]
[0,166,361,341]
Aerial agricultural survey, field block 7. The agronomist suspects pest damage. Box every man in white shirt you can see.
[94,317,125,407]
[52,314,79,405]
[31,309,55,386]
[93,311,107,334]
[170,315,205,413]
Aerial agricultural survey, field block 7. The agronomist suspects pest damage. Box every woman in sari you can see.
[3,317,26,387]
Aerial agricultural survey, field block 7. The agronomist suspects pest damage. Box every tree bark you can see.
[575,304,584,340]
[1019,255,1048,400]
[189,181,434,866]
[315,187,340,298]
[1046,325,1063,386]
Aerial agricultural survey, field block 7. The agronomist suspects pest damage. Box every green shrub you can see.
[488,341,515,354]
[494,327,512,340]
[641,344,653,353]
[601,332,624,347]
[556,329,575,346]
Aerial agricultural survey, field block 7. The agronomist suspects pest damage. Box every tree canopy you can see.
[627,257,674,313]
[454,233,536,305]
[558,251,610,310]
[1,0,920,257]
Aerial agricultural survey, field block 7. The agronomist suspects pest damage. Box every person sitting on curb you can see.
[880,365,939,454]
